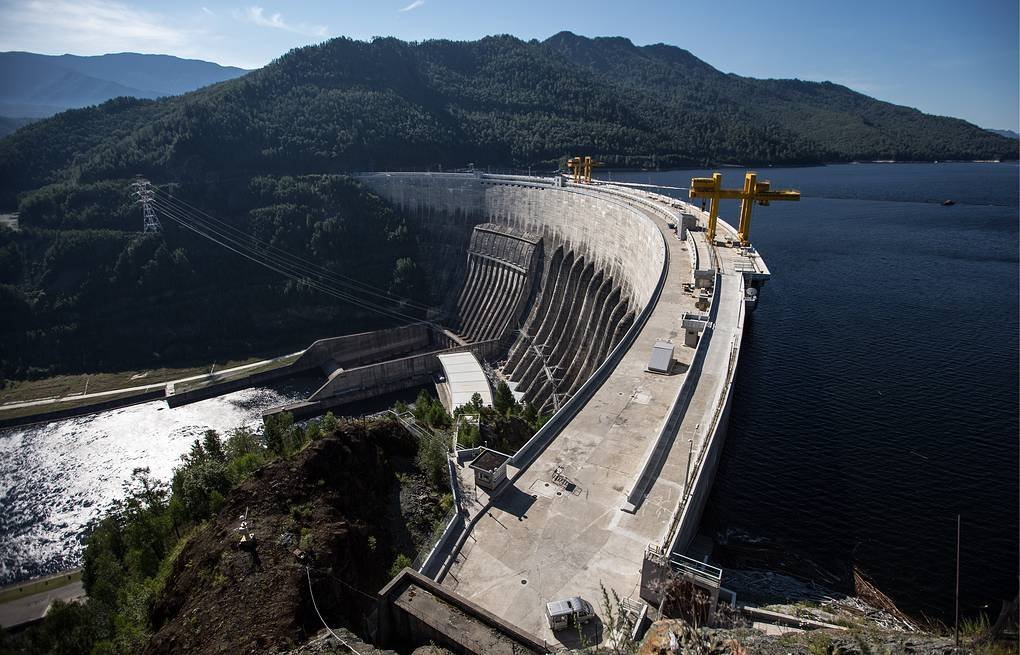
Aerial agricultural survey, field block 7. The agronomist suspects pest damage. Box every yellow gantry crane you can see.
[689,171,800,246]
[566,156,602,184]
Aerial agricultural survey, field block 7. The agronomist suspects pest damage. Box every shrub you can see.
[388,553,412,579]
[415,431,449,489]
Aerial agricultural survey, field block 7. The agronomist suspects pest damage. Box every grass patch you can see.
[148,527,200,599]
[808,633,832,655]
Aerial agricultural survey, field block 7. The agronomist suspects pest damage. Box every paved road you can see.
[0,351,303,411]
[444,195,751,646]
[0,581,85,629]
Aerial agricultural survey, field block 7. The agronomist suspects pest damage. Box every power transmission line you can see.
[148,186,433,313]
[150,200,432,326]
[140,183,438,326]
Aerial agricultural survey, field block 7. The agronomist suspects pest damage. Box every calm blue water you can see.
[617,163,1019,622]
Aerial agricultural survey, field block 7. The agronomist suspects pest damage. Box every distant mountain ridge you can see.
[0,34,1014,204]
[0,51,248,129]
[986,128,1019,140]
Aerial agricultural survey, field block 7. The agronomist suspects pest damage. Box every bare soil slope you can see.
[144,419,437,655]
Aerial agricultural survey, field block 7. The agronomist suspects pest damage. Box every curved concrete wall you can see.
[357,173,665,312]
[357,173,668,414]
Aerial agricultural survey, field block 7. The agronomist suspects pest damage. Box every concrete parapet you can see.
[293,324,437,376]
[376,568,550,654]
[662,275,747,557]
[622,271,722,513]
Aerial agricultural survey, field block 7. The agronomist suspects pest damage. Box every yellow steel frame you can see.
[566,156,601,184]
[689,171,800,246]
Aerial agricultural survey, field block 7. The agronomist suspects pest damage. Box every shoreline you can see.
[0,350,303,429]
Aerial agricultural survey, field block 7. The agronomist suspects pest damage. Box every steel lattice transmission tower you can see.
[131,178,162,233]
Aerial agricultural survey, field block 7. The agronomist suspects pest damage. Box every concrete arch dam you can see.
[348,172,773,647]
[356,173,667,415]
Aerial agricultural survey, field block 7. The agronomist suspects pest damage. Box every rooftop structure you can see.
[436,351,493,412]
[377,568,550,654]
[469,448,511,490]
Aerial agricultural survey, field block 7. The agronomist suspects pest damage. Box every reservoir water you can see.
[1,163,1016,624]
[617,162,1019,622]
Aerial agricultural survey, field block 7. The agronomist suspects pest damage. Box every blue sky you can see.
[0,0,1017,130]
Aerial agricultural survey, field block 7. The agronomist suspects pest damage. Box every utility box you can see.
[678,213,697,240]
[469,448,511,491]
[647,339,674,374]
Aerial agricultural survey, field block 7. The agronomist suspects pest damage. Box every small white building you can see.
[469,448,511,491]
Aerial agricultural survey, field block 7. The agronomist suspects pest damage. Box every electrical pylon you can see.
[131,178,161,233]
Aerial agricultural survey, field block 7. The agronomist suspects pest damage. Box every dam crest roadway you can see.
[353,172,772,647]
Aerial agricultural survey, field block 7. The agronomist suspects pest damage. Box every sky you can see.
[0,0,1017,131]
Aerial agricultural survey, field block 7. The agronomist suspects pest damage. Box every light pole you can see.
[684,438,694,489]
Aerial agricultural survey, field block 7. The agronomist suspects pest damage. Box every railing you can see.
[411,505,460,573]
[669,552,722,587]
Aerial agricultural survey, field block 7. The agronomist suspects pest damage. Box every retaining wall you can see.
[294,324,436,374]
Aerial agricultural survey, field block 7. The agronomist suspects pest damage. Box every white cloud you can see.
[241,6,327,37]
[201,6,214,16]
[0,0,192,54]
[399,0,426,12]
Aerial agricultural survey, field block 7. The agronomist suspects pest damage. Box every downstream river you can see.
[617,162,1019,622]
[0,382,313,584]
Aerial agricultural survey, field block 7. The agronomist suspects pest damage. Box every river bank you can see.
[0,351,303,428]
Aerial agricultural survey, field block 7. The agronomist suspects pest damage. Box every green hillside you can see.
[1,33,1014,207]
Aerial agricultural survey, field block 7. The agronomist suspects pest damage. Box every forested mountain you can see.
[0,116,34,138]
[0,33,1015,381]
[1,33,1015,206]
[0,175,423,379]
[0,51,248,120]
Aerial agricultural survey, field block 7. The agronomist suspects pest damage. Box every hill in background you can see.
[987,128,1019,140]
[0,51,248,135]
[0,32,1013,204]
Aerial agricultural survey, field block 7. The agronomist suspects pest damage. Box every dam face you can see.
[350,172,768,647]
[358,173,667,413]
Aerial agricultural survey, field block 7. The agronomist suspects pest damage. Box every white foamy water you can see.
[0,384,309,584]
